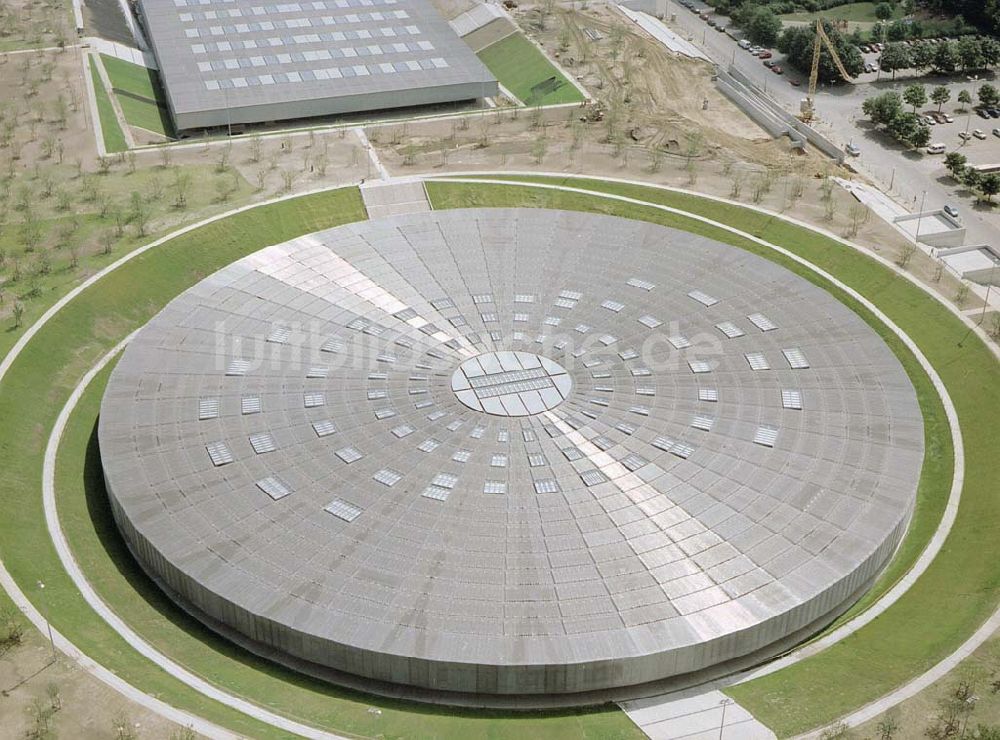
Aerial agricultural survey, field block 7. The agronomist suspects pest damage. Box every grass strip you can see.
[477,33,584,106]
[89,57,127,154]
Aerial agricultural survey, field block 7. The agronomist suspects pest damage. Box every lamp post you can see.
[914,189,927,245]
[36,581,56,664]
[719,697,733,740]
[979,254,999,325]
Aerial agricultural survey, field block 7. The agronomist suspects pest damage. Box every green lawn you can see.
[100,55,174,137]
[89,57,127,153]
[4,176,996,738]
[781,2,907,23]
[477,33,584,106]
[427,175,999,737]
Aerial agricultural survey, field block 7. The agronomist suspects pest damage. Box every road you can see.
[652,0,1000,271]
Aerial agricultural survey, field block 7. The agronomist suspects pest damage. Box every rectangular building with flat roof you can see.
[136,0,498,131]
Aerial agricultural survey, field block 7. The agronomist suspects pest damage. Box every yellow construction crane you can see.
[800,19,853,122]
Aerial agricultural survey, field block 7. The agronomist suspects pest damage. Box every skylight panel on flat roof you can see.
[226,359,251,376]
[554,298,577,309]
[580,469,607,487]
[256,476,292,500]
[242,396,262,415]
[306,366,329,378]
[484,480,507,494]
[748,313,778,332]
[716,321,745,339]
[514,294,535,303]
[373,468,403,486]
[601,300,625,312]
[422,485,450,501]
[490,454,508,467]
[391,424,415,438]
[206,441,234,466]
[699,388,719,402]
[621,453,648,471]
[688,360,712,374]
[304,392,326,408]
[627,278,656,290]
[534,478,560,494]
[688,290,718,306]
[691,415,714,431]
[781,389,803,410]
[668,335,691,349]
[267,325,291,344]
[249,432,277,454]
[639,315,662,328]
[754,426,779,447]
[198,398,220,420]
[782,348,810,369]
[452,449,472,463]
[417,437,441,452]
[745,352,770,371]
[312,419,337,437]
[336,446,363,463]
[619,348,639,360]
[325,498,362,522]
[321,337,344,353]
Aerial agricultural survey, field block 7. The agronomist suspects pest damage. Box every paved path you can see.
[622,690,774,740]
[361,178,431,218]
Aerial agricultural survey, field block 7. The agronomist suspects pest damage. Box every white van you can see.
[926,143,946,154]
[738,39,751,49]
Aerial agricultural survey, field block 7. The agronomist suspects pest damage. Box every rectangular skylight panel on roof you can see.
[368,372,388,381]
[560,290,583,300]
[226,359,251,376]
[580,469,607,486]
[392,424,415,438]
[513,313,529,323]
[484,480,507,494]
[627,278,656,290]
[534,478,561,494]
[452,449,472,463]
[198,398,220,420]
[639,315,663,328]
[206,441,234,467]
[561,446,583,461]
[346,317,368,331]
[616,422,636,435]
[527,453,548,467]
[688,360,712,374]
[619,348,640,360]
[304,392,326,408]
[446,420,464,432]
[716,321,745,339]
[754,426,779,447]
[688,290,718,306]
[670,442,695,458]
[782,348,810,369]
[336,446,363,463]
[745,352,770,371]
[426,410,447,421]
[377,353,397,364]
[374,407,397,420]
[490,454,508,468]
[307,366,329,379]
[473,294,493,304]
[394,308,417,321]
[692,415,714,431]
[267,325,291,344]
[747,313,778,331]
[629,405,650,416]
[325,498,362,522]
[414,400,434,409]
[256,476,292,500]
[668,335,691,349]
[249,432,277,454]
[522,429,537,442]
[621,453,648,471]
[313,420,337,437]
[242,396,262,415]
[431,298,454,310]
[589,398,609,407]
[554,298,577,309]
[632,366,653,377]
[515,294,535,303]
[602,300,625,312]
[782,389,803,410]
[480,312,498,323]
[367,389,387,400]
[321,337,344,353]
[417,438,441,452]
[543,316,561,326]
[470,426,485,439]
[699,388,719,402]
[422,485,450,501]
[373,468,403,486]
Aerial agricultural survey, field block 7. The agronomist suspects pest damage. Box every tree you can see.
[931,85,952,111]
[945,151,968,179]
[863,91,904,127]
[981,173,1000,202]
[12,302,24,329]
[981,37,1000,67]
[911,42,936,72]
[958,89,974,111]
[875,711,900,740]
[887,19,909,42]
[933,41,961,74]
[880,42,912,79]
[129,191,148,237]
[903,83,928,113]
[979,83,1000,109]
[778,23,864,82]
[746,7,782,47]
[958,36,986,71]
[875,2,894,21]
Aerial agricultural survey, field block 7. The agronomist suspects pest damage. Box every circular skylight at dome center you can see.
[450,351,572,416]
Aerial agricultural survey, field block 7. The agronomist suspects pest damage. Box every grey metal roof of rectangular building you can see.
[136,0,498,129]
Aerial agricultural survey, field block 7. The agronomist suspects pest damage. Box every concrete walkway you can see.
[622,690,774,739]
[360,178,431,219]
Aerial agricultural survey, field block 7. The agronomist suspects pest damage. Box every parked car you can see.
[715,24,726,31]
[763,59,775,68]
[976,108,991,119]
[739,39,751,49]
[927,142,947,154]
[922,115,936,125]
[707,18,717,27]
[759,50,772,59]
[846,143,861,156]
[959,131,972,141]
[943,114,955,123]
[789,78,801,87]
[974,128,987,139]
[943,204,960,218]
[988,108,1000,118]
[992,127,1000,137]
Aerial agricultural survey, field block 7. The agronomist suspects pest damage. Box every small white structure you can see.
[935,244,1000,285]
[893,210,966,248]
